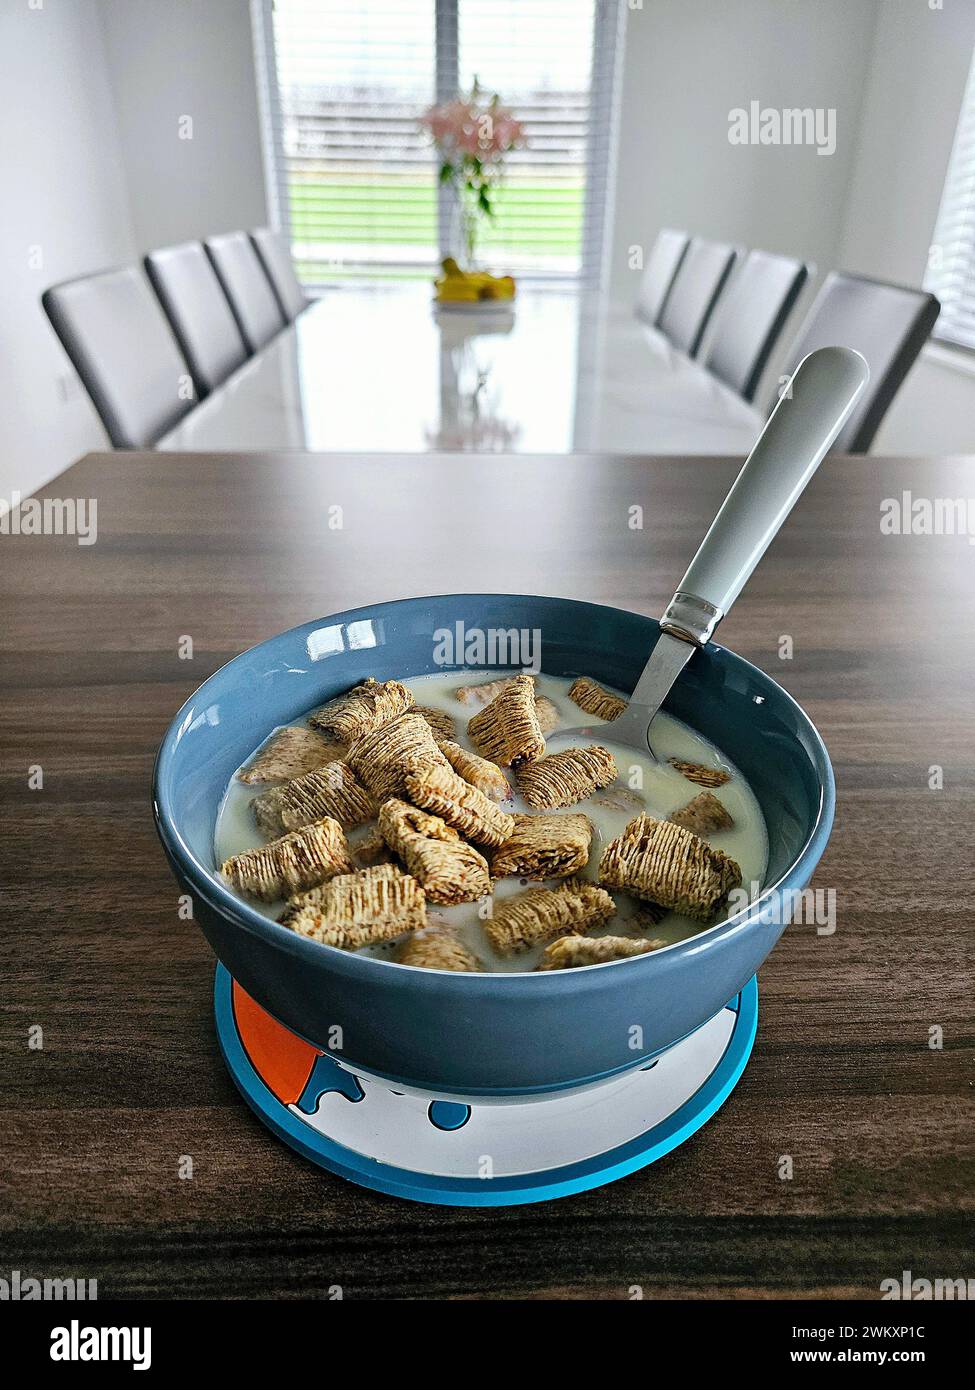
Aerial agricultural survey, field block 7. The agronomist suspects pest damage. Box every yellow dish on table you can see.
[434,257,516,306]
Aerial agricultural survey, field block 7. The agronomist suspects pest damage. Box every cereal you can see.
[535,696,560,735]
[396,925,483,972]
[483,878,616,955]
[416,705,456,742]
[351,826,394,868]
[490,812,592,880]
[438,739,511,801]
[599,813,741,921]
[668,758,731,788]
[237,726,344,784]
[309,677,414,744]
[454,674,536,707]
[250,762,376,835]
[567,676,627,722]
[669,790,734,836]
[281,863,426,949]
[634,900,669,929]
[378,798,491,905]
[217,669,769,975]
[589,784,646,814]
[516,745,617,810]
[452,679,555,745]
[404,763,515,848]
[346,711,450,802]
[467,673,545,768]
[537,933,665,970]
[222,818,354,902]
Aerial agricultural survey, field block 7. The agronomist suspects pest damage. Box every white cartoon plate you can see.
[215,966,757,1206]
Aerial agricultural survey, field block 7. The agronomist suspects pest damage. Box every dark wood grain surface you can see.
[1,449,972,1300]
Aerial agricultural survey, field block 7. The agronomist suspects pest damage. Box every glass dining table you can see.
[157,282,765,455]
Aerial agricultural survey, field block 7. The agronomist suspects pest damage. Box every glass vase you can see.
[448,186,483,271]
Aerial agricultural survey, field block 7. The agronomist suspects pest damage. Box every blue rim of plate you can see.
[214,964,758,1207]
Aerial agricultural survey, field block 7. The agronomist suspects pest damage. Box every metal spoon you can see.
[554,345,870,760]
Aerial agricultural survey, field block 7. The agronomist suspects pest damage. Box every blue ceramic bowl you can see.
[153,594,834,1099]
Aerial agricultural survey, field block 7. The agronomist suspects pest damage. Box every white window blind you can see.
[925,45,975,350]
[253,0,622,285]
[255,0,439,281]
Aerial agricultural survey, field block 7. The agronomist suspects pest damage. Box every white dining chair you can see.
[658,238,739,357]
[145,241,249,397]
[42,266,195,448]
[770,272,940,452]
[635,228,689,327]
[204,231,286,353]
[705,249,809,402]
[250,228,309,322]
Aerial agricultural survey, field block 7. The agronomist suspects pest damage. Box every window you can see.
[926,45,975,350]
[253,0,622,285]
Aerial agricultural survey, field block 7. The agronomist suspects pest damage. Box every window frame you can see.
[925,43,975,355]
[250,0,623,287]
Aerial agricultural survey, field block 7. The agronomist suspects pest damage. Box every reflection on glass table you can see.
[157,285,763,456]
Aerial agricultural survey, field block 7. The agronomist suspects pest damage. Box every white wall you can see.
[609,0,879,301]
[837,0,975,454]
[98,0,268,252]
[0,0,137,499]
[0,0,270,501]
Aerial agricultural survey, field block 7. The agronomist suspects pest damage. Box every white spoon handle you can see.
[661,346,869,645]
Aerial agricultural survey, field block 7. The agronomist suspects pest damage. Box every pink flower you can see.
[421,99,477,153]
[421,93,526,162]
[486,109,525,155]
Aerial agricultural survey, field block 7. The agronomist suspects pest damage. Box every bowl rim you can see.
[152,592,836,986]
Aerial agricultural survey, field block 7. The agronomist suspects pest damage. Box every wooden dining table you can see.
[2,446,972,1300]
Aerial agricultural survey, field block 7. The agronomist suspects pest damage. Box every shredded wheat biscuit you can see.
[466,674,545,768]
[237,726,344,784]
[309,677,413,744]
[599,813,741,921]
[280,863,425,949]
[222,818,353,902]
[537,933,665,970]
[590,784,646,814]
[251,761,376,835]
[378,798,491,905]
[438,740,511,801]
[395,925,483,972]
[668,757,731,788]
[567,676,627,722]
[516,745,617,810]
[483,878,616,955]
[404,764,515,848]
[415,705,456,741]
[454,673,536,706]
[669,790,734,836]
[346,711,450,802]
[535,696,560,735]
[490,812,592,880]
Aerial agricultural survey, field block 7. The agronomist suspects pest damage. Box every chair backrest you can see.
[42,266,194,448]
[772,272,940,452]
[145,241,249,396]
[705,249,809,402]
[658,237,739,356]
[635,228,689,326]
[204,231,286,352]
[250,228,308,322]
